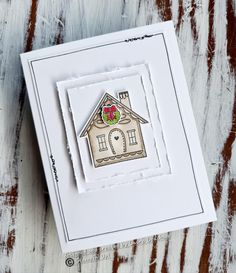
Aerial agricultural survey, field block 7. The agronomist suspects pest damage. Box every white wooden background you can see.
[0,0,236,272]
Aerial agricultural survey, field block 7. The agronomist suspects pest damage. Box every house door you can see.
[108,128,127,155]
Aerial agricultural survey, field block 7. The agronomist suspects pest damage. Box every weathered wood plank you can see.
[0,0,38,272]
[0,0,235,272]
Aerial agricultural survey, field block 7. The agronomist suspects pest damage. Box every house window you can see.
[96,134,108,151]
[127,129,137,145]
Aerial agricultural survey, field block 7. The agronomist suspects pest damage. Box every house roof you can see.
[80,92,148,137]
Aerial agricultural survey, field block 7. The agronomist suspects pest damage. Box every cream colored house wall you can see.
[88,112,145,166]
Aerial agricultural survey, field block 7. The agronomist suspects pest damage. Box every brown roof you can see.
[80,93,148,137]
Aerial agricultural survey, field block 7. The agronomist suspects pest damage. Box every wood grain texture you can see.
[0,0,235,272]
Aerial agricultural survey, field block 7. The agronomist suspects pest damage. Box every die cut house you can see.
[80,92,148,167]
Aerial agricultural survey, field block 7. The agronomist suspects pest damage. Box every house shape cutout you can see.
[80,92,148,168]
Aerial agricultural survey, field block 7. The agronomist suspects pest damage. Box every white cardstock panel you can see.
[20,22,216,252]
[68,75,162,185]
[57,64,170,192]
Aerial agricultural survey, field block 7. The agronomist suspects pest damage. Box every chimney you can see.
[118,91,131,109]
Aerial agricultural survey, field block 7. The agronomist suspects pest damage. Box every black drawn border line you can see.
[28,32,204,242]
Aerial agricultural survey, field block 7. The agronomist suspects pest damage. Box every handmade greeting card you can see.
[21,21,216,252]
